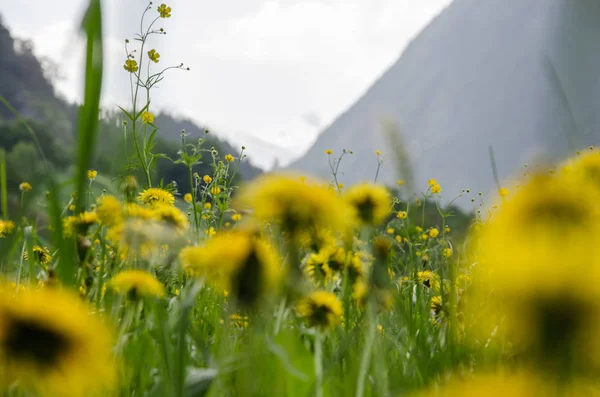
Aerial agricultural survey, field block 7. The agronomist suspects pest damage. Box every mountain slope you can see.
[289,0,600,199]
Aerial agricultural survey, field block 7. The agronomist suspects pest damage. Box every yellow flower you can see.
[210,186,222,195]
[338,183,345,189]
[123,59,138,73]
[157,3,172,18]
[375,150,382,155]
[153,204,189,232]
[203,175,213,184]
[429,228,439,238]
[141,111,155,124]
[147,49,160,63]
[431,183,442,194]
[304,251,333,286]
[19,182,32,192]
[240,174,353,235]
[443,247,452,258]
[0,286,116,396]
[138,187,174,206]
[180,231,282,306]
[204,202,212,210]
[427,178,438,187]
[325,149,333,155]
[397,211,407,219]
[419,233,428,241]
[109,270,165,298]
[445,225,451,233]
[24,246,52,265]
[386,227,394,234]
[230,314,249,328]
[204,226,216,236]
[184,193,193,203]
[232,213,242,222]
[498,187,509,197]
[87,169,98,180]
[417,270,440,291]
[396,180,405,186]
[296,290,342,329]
[64,212,98,237]
[225,154,235,162]
[344,183,391,226]
[415,226,423,232]
[0,220,16,238]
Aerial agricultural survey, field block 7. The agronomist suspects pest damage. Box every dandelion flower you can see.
[24,246,52,266]
[417,270,440,291]
[397,211,408,219]
[296,290,342,329]
[0,286,116,396]
[153,204,189,232]
[109,270,165,298]
[19,182,32,192]
[138,187,174,206]
[180,231,281,306]
[0,220,15,238]
[344,183,391,226]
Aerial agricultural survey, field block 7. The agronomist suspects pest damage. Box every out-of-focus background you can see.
[2,0,600,202]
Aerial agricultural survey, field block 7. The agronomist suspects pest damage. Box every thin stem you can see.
[273,296,287,335]
[356,304,377,397]
[314,331,324,397]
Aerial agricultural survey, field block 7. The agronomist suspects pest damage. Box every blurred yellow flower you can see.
[109,270,165,298]
[184,193,193,203]
[203,202,212,210]
[203,175,213,184]
[141,111,155,124]
[429,228,439,238]
[87,170,97,180]
[396,179,405,186]
[210,186,222,195]
[344,183,391,226]
[375,150,382,155]
[296,290,342,329]
[204,226,216,236]
[19,182,32,192]
[417,270,440,291]
[0,220,16,238]
[0,286,116,397]
[498,187,509,197]
[225,154,235,162]
[325,149,333,155]
[232,213,242,222]
[397,211,408,219]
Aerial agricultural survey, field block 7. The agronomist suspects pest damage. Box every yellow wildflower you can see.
[204,227,216,236]
[325,149,333,155]
[123,59,138,73]
[147,49,160,63]
[429,228,439,238]
[210,186,222,195]
[203,175,212,184]
[138,187,174,206]
[157,3,172,18]
[87,170,98,181]
[232,213,242,222]
[19,182,32,192]
[344,183,391,226]
[109,270,165,298]
[397,211,407,219]
[184,193,193,203]
[296,290,342,329]
[224,154,235,162]
[141,111,155,124]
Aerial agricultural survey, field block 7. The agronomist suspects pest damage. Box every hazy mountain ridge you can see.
[289,0,600,200]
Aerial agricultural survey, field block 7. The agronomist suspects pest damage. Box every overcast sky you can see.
[2,0,450,166]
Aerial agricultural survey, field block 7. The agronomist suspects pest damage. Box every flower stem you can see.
[314,330,324,397]
[356,304,377,397]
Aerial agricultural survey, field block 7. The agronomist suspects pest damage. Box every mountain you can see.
[289,0,600,200]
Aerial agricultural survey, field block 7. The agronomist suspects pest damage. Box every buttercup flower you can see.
[147,49,160,63]
[87,170,98,181]
[157,3,172,18]
[141,111,155,124]
[225,154,235,162]
[123,59,138,73]
[19,182,32,192]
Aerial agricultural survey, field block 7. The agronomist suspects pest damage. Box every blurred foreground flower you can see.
[296,290,342,329]
[110,270,165,299]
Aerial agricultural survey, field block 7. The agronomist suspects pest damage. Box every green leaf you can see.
[116,105,134,120]
[184,367,217,397]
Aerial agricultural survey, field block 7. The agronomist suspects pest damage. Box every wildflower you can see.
[19,182,32,192]
[24,246,52,266]
[123,59,138,73]
[147,49,160,63]
[304,251,332,286]
[204,202,212,210]
[232,213,242,222]
[429,228,439,238]
[204,227,216,236]
[180,231,281,306]
[203,175,213,184]
[64,212,98,237]
[296,290,342,329]
[0,286,116,396]
[344,183,391,226]
[87,170,97,181]
[386,227,394,234]
[230,314,249,328]
[338,183,344,189]
[184,193,193,203]
[445,225,451,233]
[109,270,165,298]
[415,226,423,232]
[427,179,438,187]
[420,233,428,241]
[499,187,509,197]
[396,180,405,186]
[375,150,382,155]
[417,270,440,291]
[225,154,235,162]
[443,247,452,258]
[240,174,353,236]
[138,187,174,206]
[157,3,172,18]
[153,204,189,232]
[397,211,407,219]
[210,186,222,195]
[141,111,155,124]
[325,149,333,155]
[0,220,16,238]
